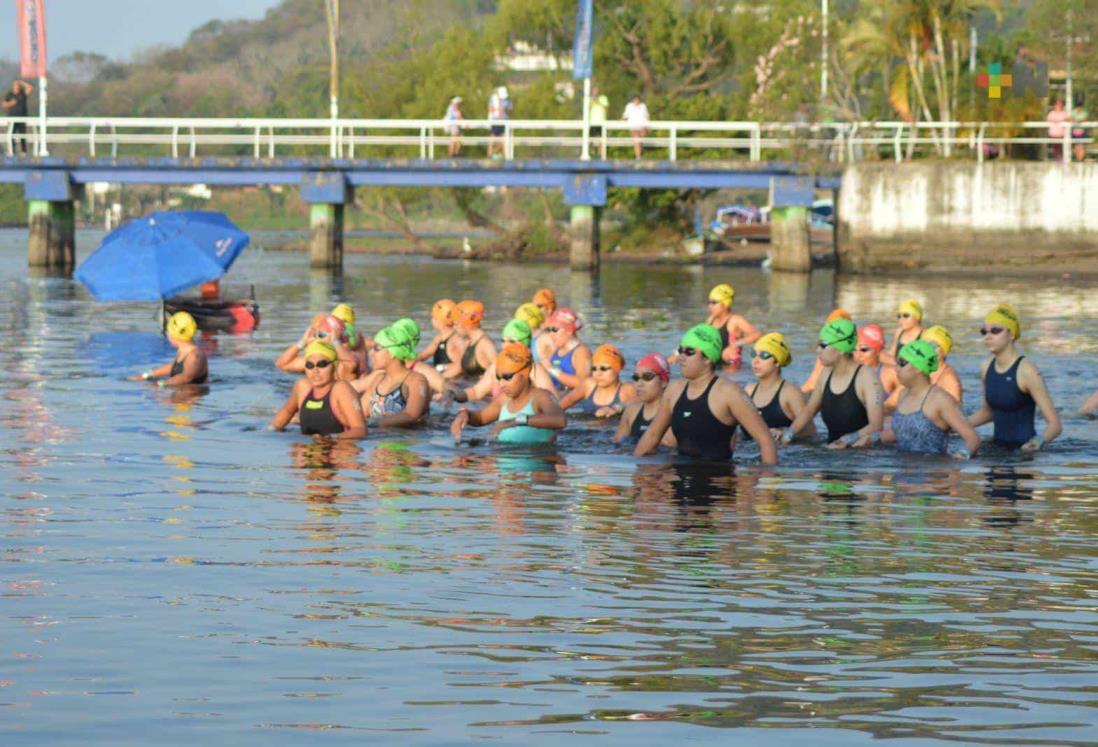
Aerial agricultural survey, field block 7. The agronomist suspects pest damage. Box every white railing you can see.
[2,116,1093,164]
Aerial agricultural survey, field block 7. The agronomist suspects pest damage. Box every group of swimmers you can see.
[135,284,1095,466]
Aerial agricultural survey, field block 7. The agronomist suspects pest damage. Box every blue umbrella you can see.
[75,211,250,301]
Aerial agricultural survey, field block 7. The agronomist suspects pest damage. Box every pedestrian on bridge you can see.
[488,86,512,159]
[444,97,464,158]
[623,94,649,159]
[2,80,33,156]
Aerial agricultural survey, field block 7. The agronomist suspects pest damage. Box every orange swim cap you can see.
[432,298,455,326]
[454,300,484,329]
[826,308,852,323]
[533,288,556,312]
[592,343,625,372]
[496,342,532,376]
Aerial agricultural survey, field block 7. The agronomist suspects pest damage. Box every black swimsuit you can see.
[299,388,345,436]
[461,336,486,377]
[169,352,207,384]
[741,380,792,440]
[670,377,738,461]
[821,366,868,443]
[433,334,454,368]
[985,356,1037,446]
[628,405,655,442]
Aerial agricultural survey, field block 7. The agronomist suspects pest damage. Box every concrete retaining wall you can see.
[837,162,1098,274]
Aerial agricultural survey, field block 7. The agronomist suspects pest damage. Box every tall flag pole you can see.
[17,0,49,156]
[573,0,594,160]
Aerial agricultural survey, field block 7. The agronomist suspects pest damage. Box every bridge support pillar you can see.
[25,173,76,271]
[309,203,344,270]
[770,206,811,273]
[769,176,813,273]
[301,173,351,271]
[564,175,607,272]
[569,205,600,271]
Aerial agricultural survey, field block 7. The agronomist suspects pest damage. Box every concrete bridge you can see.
[0,155,841,273]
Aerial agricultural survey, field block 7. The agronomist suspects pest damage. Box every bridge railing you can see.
[2,116,1093,164]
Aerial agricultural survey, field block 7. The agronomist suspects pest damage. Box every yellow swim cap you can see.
[985,303,1021,339]
[922,324,953,356]
[897,299,924,321]
[331,303,355,325]
[167,311,197,342]
[304,340,338,362]
[514,302,545,330]
[753,332,792,367]
[708,283,735,308]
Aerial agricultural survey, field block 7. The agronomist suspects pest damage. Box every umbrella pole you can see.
[159,300,166,335]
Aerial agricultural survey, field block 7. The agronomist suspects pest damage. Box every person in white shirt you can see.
[488,86,512,159]
[444,96,464,157]
[623,95,649,159]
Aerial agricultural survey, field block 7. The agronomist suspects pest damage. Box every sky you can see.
[0,0,284,63]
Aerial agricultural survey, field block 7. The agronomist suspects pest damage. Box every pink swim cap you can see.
[857,323,885,351]
[548,307,583,332]
[313,314,346,343]
[636,352,671,383]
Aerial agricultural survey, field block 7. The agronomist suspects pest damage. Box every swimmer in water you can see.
[801,308,852,394]
[704,283,761,368]
[269,341,367,439]
[532,288,557,321]
[855,323,900,406]
[450,343,566,444]
[1081,389,1098,418]
[968,304,1061,451]
[275,313,359,380]
[544,308,592,395]
[417,299,460,372]
[130,311,208,386]
[331,303,369,374]
[783,317,884,448]
[450,319,555,403]
[879,339,980,458]
[613,353,675,446]
[559,343,636,418]
[516,302,553,364]
[443,300,497,380]
[883,299,925,365]
[746,332,814,440]
[635,324,777,464]
[351,322,430,428]
[886,324,961,409]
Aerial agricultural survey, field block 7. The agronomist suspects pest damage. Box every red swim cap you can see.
[548,307,582,332]
[636,352,671,383]
[313,314,346,343]
[857,323,885,351]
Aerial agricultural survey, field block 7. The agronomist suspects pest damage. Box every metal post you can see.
[1065,8,1073,163]
[581,77,591,160]
[37,76,48,156]
[820,0,829,104]
[325,0,340,159]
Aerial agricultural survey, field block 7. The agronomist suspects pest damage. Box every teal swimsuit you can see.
[496,398,556,445]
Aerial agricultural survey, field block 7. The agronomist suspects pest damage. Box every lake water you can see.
[3,229,1098,745]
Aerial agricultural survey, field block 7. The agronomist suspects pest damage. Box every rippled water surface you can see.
[3,229,1098,745]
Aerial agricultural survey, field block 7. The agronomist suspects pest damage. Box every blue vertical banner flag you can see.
[573,0,594,81]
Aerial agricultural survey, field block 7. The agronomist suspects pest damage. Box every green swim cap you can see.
[375,324,417,361]
[391,318,422,348]
[898,339,939,376]
[680,323,723,365]
[819,318,857,354]
[502,318,532,346]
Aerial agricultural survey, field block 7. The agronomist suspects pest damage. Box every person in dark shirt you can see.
[2,80,33,155]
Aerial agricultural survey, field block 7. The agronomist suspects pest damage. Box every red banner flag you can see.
[18,0,48,78]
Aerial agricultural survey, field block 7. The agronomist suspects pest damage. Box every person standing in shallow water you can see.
[746,332,814,441]
[270,341,366,439]
[782,317,884,448]
[635,324,777,464]
[130,311,208,387]
[968,304,1061,451]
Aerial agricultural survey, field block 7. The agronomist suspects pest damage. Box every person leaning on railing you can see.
[2,79,33,155]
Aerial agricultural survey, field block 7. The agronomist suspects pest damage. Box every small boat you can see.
[164,287,260,334]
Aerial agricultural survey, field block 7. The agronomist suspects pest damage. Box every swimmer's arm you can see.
[968,361,994,427]
[1081,389,1098,417]
[857,367,885,437]
[730,385,778,464]
[881,364,900,395]
[939,369,962,403]
[275,344,306,372]
[879,427,897,444]
[884,383,903,413]
[788,376,825,437]
[612,403,639,443]
[800,357,823,395]
[379,375,429,428]
[732,316,761,347]
[269,383,304,430]
[1020,361,1063,445]
[331,383,367,439]
[558,379,591,410]
[634,388,675,457]
[131,360,174,380]
[529,390,566,430]
[555,347,591,391]
[936,392,981,454]
[467,399,503,427]
[465,365,495,402]
[416,334,442,362]
[782,383,816,438]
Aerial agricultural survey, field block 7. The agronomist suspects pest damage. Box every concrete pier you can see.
[308,202,344,269]
[28,199,76,269]
[769,206,811,272]
[569,205,600,271]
